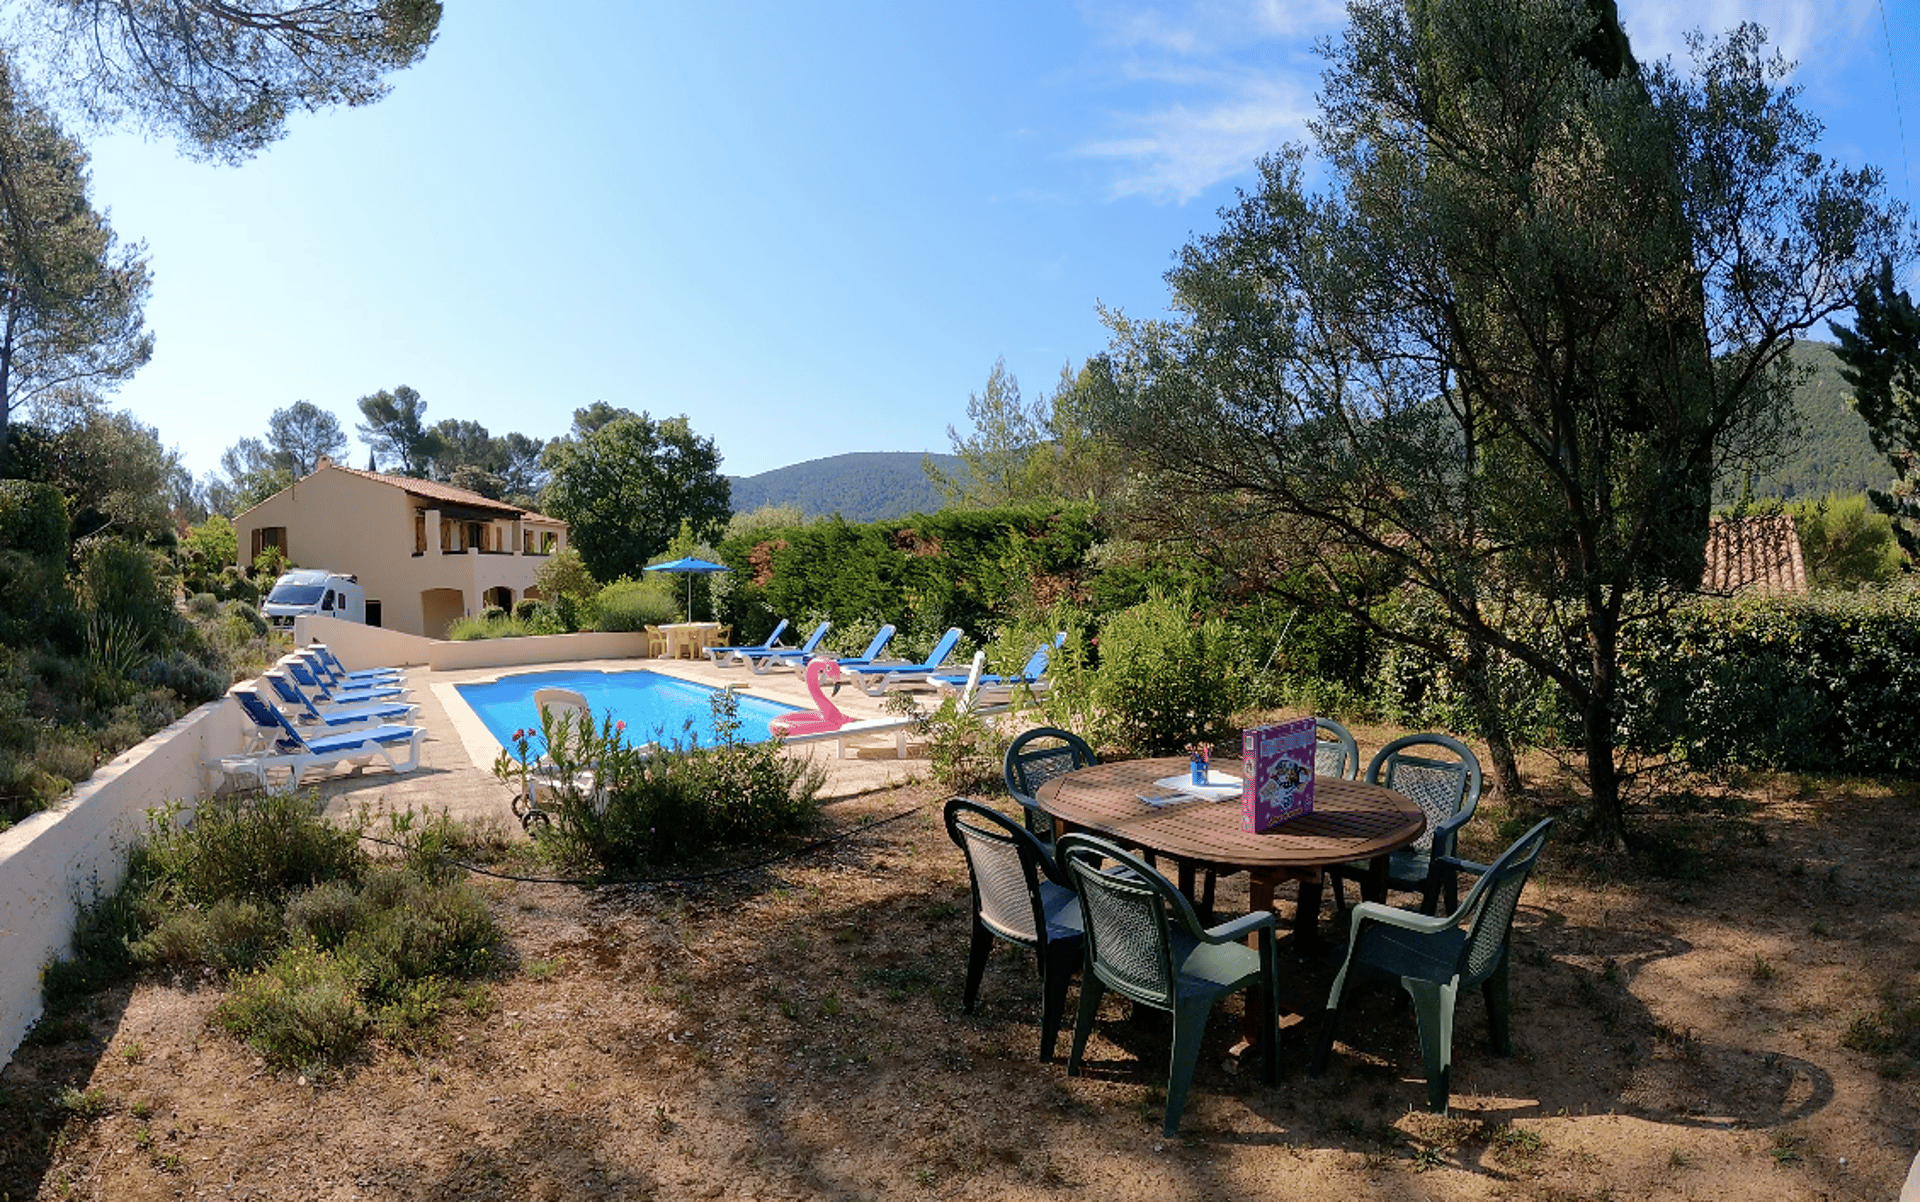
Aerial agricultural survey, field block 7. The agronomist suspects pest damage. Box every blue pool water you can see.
[455,669,801,750]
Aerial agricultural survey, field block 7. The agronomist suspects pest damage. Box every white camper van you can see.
[260,570,367,630]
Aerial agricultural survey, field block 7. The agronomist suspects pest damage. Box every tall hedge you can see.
[1623,586,1920,776]
[715,504,1101,644]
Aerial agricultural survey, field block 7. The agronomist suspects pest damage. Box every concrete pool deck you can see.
[306,654,936,830]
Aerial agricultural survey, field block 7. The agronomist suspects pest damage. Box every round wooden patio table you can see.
[1035,756,1425,949]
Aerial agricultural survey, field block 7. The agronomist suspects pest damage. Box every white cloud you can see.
[1614,0,1875,70]
[1076,72,1316,202]
[1072,1,1339,203]
[1074,0,1883,205]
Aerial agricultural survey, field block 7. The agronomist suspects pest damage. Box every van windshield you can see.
[266,584,325,606]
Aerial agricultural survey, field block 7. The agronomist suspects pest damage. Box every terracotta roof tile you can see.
[1701,514,1807,596]
[321,464,563,523]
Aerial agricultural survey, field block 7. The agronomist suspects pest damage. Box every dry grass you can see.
[3,749,1918,1200]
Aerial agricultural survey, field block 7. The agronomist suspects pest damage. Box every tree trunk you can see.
[1460,641,1525,802]
[1583,617,1628,852]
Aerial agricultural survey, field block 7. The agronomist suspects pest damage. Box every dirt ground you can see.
[3,742,1918,1201]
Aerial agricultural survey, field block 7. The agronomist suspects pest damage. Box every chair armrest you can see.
[1429,809,1475,857]
[1348,900,1455,938]
[1200,910,1276,944]
[1432,854,1490,878]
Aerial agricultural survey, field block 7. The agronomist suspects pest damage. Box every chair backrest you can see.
[1057,834,1198,1009]
[295,648,341,685]
[261,670,317,716]
[1314,717,1361,781]
[756,618,789,648]
[921,627,963,669]
[1016,641,1054,681]
[1366,733,1482,855]
[230,685,307,750]
[1003,726,1097,841]
[943,798,1056,947]
[1453,818,1554,986]
[855,625,896,661]
[798,622,832,654]
[279,656,326,691]
[533,687,593,736]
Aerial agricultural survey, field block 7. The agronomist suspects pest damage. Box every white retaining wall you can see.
[0,618,650,1070]
[0,694,247,1067]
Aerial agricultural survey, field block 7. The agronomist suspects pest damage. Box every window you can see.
[366,600,382,627]
[250,526,287,563]
[414,511,427,555]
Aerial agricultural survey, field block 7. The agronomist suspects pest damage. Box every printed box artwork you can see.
[1241,716,1316,833]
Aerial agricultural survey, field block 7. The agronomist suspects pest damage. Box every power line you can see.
[1879,0,1912,211]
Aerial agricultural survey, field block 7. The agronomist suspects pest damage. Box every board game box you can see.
[1241,716,1316,832]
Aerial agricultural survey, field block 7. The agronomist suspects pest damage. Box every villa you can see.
[231,457,570,637]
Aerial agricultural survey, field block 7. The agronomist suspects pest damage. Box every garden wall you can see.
[0,694,245,1068]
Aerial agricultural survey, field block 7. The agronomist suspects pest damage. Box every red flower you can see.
[512,728,525,741]
[615,720,626,732]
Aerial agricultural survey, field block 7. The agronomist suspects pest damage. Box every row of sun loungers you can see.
[703,619,1064,703]
[217,643,426,794]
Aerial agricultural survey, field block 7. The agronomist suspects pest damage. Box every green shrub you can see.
[214,943,369,1069]
[222,599,267,637]
[445,613,543,640]
[511,598,563,633]
[132,652,228,705]
[340,868,500,1002]
[137,897,284,973]
[77,537,176,649]
[186,592,220,618]
[1788,492,1904,589]
[496,690,825,872]
[1092,591,1248,756]
[141,795,364,907]
[0,480,69,559]
[594,578,681,632]
[533,548,599,631]
[284,879,369,950]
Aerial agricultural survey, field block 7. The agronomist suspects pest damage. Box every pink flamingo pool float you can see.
[768,659,849,737]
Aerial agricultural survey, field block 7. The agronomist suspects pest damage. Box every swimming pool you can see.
[454,669,802,750]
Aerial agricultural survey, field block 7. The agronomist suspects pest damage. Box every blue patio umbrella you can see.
[643,556,731,620]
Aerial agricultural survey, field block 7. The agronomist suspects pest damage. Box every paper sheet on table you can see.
[1137,772,1242,805]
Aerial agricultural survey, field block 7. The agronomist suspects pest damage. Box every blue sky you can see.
[73,0,1919,483]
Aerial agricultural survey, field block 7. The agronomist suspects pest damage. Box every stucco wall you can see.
[0,695,246,1069]
[295,615,650,671]
[233,466,565,637]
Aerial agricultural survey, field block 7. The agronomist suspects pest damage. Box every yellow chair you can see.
[645,625,670,658]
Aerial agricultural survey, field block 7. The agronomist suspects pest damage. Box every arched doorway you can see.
[421,588,465,639]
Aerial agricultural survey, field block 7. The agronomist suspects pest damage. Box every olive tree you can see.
[1093,0,1908,846]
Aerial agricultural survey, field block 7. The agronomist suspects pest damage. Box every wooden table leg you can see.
[1360,854,1391,905]
[1232,870,1280,1058]
[1293,869,1324,957]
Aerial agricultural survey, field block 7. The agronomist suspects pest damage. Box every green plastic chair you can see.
[1002,726,1097,848]
[1314,716,1362,781]
[1309,817,1553,1113]
[1330,732,1483,915]
[1057,833,1279,1136]
[944,797,1085,1062]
